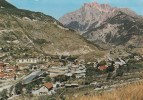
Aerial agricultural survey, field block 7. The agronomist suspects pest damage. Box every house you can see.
[98,66,108,71]
[0,62,6,72]
[134,56,142,61]
[48,66,68,77]
[64,73,73,77]
[16,58,38,64]
[70,64,79,71]
[48,69,67,77]
[32,83,55,96]
[65,83,79,88]
[73,69,86,78]
[115,58,126,66]
[4,66,16,73]
[0,72,6,79]
[0,72,16,79]
[22,70,45,85]
[90,82,98,86]
[16,57,48,64]
[0,62,16,80]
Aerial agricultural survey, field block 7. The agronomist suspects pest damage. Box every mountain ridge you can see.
[0,0,17,9]
[0,1,105,60]
[59,2,137,34]
[59,1,143,56]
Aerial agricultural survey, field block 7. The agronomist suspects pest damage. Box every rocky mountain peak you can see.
[59,2,117,33]
[83,2,114,13]
[59,2,137,33]
[0,0,17,9]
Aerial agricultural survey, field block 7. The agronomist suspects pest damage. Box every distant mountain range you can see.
[59,2,143,55]
[0,0,104,60]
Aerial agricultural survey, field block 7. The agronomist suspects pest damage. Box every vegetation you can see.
[73,81,143,100]
[54,75,70,82]
[85,64,100,83]
[33,39,47,45]
[44,76,52,82]
[25,84,34,93]
[98,60,107,66]
[0,89,8,100]
[15,82,23,95]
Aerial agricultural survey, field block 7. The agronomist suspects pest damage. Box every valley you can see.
[0,0,143,100]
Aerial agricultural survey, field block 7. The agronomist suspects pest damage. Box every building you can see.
[22,70,45,85]
[48,69,68,77]
[48,66,68,77]
[0,62,6,72]
[98,66,108,71]
[32,83,55,96]
[16,57,48,64]
[65,83,79,88]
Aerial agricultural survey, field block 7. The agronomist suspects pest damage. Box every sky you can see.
[7,0,143,19]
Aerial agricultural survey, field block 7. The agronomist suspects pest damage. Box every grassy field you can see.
[73,81,143,100]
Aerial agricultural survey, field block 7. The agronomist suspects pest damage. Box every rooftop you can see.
[44,82,53,89]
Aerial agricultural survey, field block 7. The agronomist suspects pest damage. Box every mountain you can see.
[0,0,17,9]
[59,2,136,34]
[59,2,143,55]
[0,0,104,59]
[84,11,143,47]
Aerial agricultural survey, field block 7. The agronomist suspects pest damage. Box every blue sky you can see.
[7,0,143,19]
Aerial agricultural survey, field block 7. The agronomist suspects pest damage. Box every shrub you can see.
[33,39,47,45]
[54,75,70,82]
[0,89,8,100]
[25,84,34,93]
[99,60,107,66]
[15,82,23,95]
[44,76,51,82]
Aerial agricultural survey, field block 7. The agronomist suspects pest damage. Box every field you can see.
[73,81,143,100]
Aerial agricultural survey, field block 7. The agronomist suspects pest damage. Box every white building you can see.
[32,83,55,96]
[16,58,48,64]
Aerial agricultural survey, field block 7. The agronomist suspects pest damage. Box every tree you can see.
[116,66,124,77]
[99,60,107,66]
[25,84,33,94]
[54,75,70,82]
[44,76,51,82]
[107,61,115,73]
[9,86,14,97]
[86,66,100,77]
[15,82,23,95]
[34,79,42,85]
[0,89,8,100]
[71,74,76,79]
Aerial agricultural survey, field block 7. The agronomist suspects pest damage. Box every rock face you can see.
[0,0,103,58]
[83,11,143,47]
[59,2,143,53]
[59,2,136,34]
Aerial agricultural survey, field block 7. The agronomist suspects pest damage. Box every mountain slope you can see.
[59,2,143,55]
[0,0,17,9]
[83,11,143,49]
[59,2,136,34]
[0,0,104,59]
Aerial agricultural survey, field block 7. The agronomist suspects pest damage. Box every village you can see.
[0,52,143,99]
